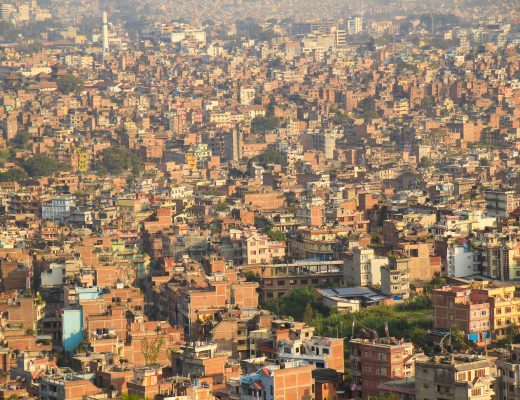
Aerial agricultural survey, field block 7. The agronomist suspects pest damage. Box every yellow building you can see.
[77,150,91,172]
[472,283,520,339]
[185,154,198,172]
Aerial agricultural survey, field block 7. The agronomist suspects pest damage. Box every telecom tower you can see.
[102,11,109,60]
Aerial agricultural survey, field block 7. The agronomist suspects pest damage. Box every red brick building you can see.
[349,337,417,399]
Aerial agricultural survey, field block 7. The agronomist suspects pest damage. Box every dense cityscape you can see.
[0,0,518,399]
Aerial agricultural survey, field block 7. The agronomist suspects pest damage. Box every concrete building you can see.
[496,344,520,400]
[485,190,519,218]
[241,227,286,265]
[246,259,344,302]
[350,337,417,399]
[229,363,315,400]
[39,375,102,400]
[447,241,479,278]
[415,355,495,400]
[380,258,410,301]
[344,247,388,286]
[471,283,520,340]
[171,342,231,387]
[42,197,75,222]
[479,232,520,280]
[432,286,491,347]
[62,306,83,353]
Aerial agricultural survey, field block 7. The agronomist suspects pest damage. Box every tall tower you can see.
[102,11,109,60]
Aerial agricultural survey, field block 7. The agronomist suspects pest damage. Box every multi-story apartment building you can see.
[228,362,315,400]
[350,337,417,399]
[171,342,231,388]
[42,196,75,221]
[485,190,519,218]
[432,286,491,347]
[344,247,388,286]
[276,336,344,372]
[479,232,520,280]
[380,257,410,301]
[241,227,286,265]
[496,344,520,400]
[415,355,495,400]
[246,259,344,302]
[472,283,520,340]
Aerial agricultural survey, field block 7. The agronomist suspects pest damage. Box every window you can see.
[277,280,285,286]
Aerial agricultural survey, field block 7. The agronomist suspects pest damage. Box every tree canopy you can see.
[0,168,28,182]
[57,74,84,95]
[21,155,70,177]
[249,149,287,168]
[96,147,144,175]
[251,115,280,134]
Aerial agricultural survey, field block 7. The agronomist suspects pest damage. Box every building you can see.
[380,258,410,301]
[224,128,243,162]
[42,197,75,221]
[479,232,520,280]
[241,228,286,265]
[246,259,344,302]
[347,16,363,34]
[432,286,491,347]
[485,190,519,218]
[229,363,315,400]
[277,336,345,372]
[344,247,388,286]
[415,355,495,400]
[171,342,231,387]
[496,344,520,400]
[39,375,102,400]
[62,307,83,353]
[350,337,417,399]
[447,241,479,278]
[471,283,520,340]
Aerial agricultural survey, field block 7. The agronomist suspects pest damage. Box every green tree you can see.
[411,328,435,355]
[243,270,261,283]
[96,147,143,175]
[265,288,320,320]
[303,303,315,325]
[21,155,70,177]
[0,168,28,182]
[248,149,287,168]
[266,229,286,241]
[418,156,433,169]
[57,74,84,94]
[251,115,280,134]
[12,130,30,149]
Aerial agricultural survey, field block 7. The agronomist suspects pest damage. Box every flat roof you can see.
[317,287,387,303]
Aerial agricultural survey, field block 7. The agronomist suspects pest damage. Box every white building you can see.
[344,247,388,286]
[447,242,478,278]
